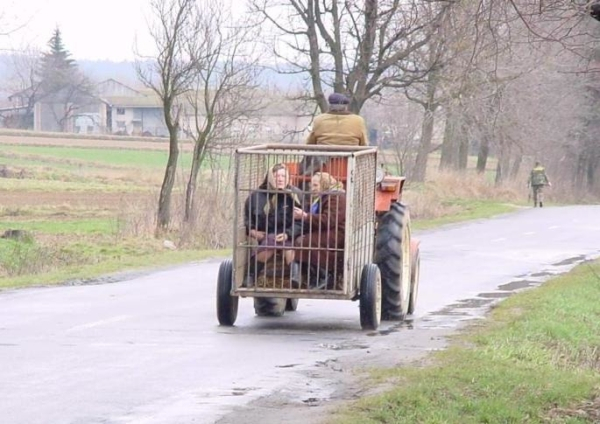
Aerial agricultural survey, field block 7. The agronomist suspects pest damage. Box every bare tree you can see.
[363,95,422,175]
[136,0,199,233]
[42,73,95,132]
[182,0,261,222]
[404,0,516,180]
[0,4,33,40]
[1,47,40,129]
[249,0,453,113]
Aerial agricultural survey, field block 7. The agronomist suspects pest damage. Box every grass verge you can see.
[412,199,521,230]
[0,198,517,290]
[333,260,600,424]
[0,247,229,290]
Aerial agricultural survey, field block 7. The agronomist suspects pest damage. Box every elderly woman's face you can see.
[310,176,322,193]
[273,168,287,189]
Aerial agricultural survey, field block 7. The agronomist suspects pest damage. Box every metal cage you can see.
[233,144,377,300]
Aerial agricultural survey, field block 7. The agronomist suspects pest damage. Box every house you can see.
[255,94,314,143]
[96,79,167,136]
[3,78,167,136]
[0,105,31,129]
[34,89,108,133]
[1,86,37,129]
[4,77,314,141]
[179,88,314,144]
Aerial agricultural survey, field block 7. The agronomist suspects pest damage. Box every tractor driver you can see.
[306,93,369,146]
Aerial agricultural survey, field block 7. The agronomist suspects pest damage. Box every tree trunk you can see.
[494,161,503,185]
[476,135,490,173]
[510,154,522,180]
[458,131,469,170]
[586,154,595,190]
[184,134,209,222]
[412,71,437,181]
[440,111,459,170]
[156,102,179,233]
[156,135,179,232]
[494,140,510,185]
[413,108,435,182]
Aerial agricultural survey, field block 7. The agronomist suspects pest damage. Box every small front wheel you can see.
[285,298,299,311]
[254,297,286,317]
[359,264,382,330]
[216,260,238,326]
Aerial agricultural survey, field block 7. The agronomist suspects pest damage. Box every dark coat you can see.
[244,188,303,240]
[295,191,346,273]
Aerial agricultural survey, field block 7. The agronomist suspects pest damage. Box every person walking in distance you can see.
[528,161,551,208]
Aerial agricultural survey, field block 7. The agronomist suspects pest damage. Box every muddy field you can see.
[0,134,176,151]
[0,191,153,211]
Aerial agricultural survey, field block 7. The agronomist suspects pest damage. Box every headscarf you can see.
[310,172,344,214]
[313,172,344,192]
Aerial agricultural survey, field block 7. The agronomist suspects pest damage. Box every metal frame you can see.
[232,144,377,301]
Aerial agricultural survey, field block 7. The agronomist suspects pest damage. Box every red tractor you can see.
[216,144,420,330]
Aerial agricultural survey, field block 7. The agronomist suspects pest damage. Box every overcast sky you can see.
[0,0,244,61]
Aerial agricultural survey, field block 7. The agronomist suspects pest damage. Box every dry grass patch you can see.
[404,169,523,222]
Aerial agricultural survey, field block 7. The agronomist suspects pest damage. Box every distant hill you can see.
[79,60,140,86]
[0,54,306,92]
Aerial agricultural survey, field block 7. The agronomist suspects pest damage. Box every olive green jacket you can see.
[306,112,369,146]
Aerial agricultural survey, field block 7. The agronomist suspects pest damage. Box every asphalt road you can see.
[1,205,599,424]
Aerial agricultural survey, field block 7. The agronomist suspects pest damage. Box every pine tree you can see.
[37,28,78,95]
[34,27,94,131]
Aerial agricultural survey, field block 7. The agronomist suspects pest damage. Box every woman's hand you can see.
[275,233,288,242]
[249,230,265,241]
[293,207,308,220]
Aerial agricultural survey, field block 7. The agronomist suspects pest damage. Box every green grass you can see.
[0,145,183,168]
[0,145,232,170]
[334,260,600,424]
[0,153,81,171]
[0,218,118,235]
[0,141,525,292]
[0,177,143,192]
[0,247,230,290]
[413,199,522,230]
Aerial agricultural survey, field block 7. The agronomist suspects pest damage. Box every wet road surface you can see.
[1,205,599,424]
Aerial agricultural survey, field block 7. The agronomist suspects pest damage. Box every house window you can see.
[116,108,125,115]
[116,121,126,128]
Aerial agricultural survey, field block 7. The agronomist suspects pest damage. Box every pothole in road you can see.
[420,314,477,330]
[416,254,600,333]
[530,271,554,278]
[317,342,369,350]
[477,292,512,298]
[552,255,587,267]
[302,397,326,406]
[498,280,538,291]
[450,298,495,309]
[421,298,498,330]
[367,320,415,337]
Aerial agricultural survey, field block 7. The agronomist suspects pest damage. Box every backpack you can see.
[531,167,547,186]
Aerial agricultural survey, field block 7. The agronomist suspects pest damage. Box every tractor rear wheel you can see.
[254,297,286,317]
[216,259,238,326]
[375,202,412,321]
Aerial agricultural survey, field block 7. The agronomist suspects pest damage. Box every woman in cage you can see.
[243,163,303,287]
[293,172,347,289]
